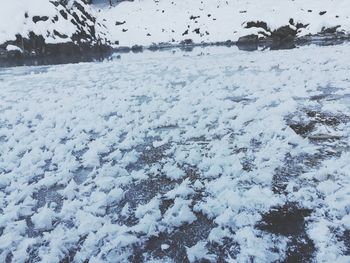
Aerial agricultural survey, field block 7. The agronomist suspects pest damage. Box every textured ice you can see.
[0,44,350,262]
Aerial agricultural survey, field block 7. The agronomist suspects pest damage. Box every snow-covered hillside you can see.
[1,0,350,58]
[0,0,109,57]
[96,0,350,47]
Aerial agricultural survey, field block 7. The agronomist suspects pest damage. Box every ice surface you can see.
[0,44,350,262]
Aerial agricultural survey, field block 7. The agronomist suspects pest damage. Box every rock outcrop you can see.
[0,0,111,62]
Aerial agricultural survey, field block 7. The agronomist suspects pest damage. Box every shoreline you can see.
[1,33,349,68]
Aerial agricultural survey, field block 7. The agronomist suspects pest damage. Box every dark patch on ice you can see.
[258,203,312,236]
[32,185,64,212]
[24,216,42,238]
[112,176,178,226]
[206,237,240,262]
[343,230,350,255]
[336,229,350,256]
[306,110,344,126]
[272,153,306,194]
[257,203,315,262]
[136,142,170,166]
[284,235,316,263]
[73,166,93,184]
[131,212,214,263]
[159,198,175,215]
[287,110,349,138]
[125,177,177,209]
[289,122,315,137]
[241,156,255,172]
[5,252,13,263]
[59,234,88,263]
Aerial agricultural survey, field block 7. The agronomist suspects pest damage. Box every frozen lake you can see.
[0,45,350,262]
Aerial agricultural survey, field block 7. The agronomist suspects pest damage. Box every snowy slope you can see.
[0,0,108,50]
[1,44,350,262]
[1,0,350,52]
[95,0,350,47]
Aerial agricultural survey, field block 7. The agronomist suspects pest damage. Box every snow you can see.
[5,45,23,53]
[1,0,350,48]
[161,244,170,251]
[94,0,350,47]
[0,44,350,261]
[186,241,216,262]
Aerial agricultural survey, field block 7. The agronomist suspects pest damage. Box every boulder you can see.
[237,35,258,51]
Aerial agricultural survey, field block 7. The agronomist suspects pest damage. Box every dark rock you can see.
[53,30,68,39]
[0,30,112,67]
[237,34,258,51]
[288,19,309,30]
[237,34,258,44]
[2,47,22,59]
[131,45,143,53]
[319,11,327,16]
[32,16,49,23]
[190,15,200,20]
[296,22,309,30]
[246,21,269,31]
[193,28,200,34]
[115,20,126,26]
[115,46,131,53]
[224,40,235,47]
[74,1,95,23]
[321,25,341,34]
[59,10,68,20]
[180,39,193,45]
[268,26,297,49]
[272,26,297,38]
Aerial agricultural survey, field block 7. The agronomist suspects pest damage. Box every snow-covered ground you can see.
[1,44,350,262]
[95,0,350,47]
[1,0,350,50]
